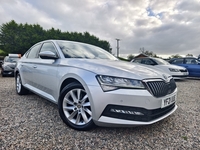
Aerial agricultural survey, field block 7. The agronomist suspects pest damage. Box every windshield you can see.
[153,58,170,65]
[56,41,117,60]
[4,57,19,63]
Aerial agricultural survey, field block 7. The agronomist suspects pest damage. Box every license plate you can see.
[161,94,176,108]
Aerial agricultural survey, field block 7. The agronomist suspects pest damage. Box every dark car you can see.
[0,60,3,68]
[169,57,200,77]
[1,55,20,77]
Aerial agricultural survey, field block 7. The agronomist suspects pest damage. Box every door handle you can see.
[33,65,37,68]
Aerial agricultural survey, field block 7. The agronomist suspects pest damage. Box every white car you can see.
[131,57,188,80]
[15,40,177,130]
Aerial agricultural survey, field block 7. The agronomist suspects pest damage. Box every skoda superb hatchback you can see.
[15,40,178,130]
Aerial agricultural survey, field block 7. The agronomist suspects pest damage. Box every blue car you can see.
[169,57,200,77]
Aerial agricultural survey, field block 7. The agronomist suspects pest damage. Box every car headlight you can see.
[169,68,180,72]
[96,75,145,92]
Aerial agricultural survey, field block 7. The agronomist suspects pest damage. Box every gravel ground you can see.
[0,76,200,150]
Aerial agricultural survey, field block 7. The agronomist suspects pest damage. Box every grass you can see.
[182,136,188,141]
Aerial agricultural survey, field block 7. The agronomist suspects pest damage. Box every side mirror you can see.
[39,51,58,59]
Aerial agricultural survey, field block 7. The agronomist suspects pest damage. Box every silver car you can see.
[131,57,189,80]
[15,40,177,130]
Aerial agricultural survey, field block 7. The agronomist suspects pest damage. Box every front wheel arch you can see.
[58,82,95,131]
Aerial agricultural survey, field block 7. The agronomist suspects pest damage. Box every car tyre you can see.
[58,82,95,131]
[1,71,5,77]
[16,73,29,95]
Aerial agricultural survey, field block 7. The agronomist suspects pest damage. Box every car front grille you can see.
[143,79,176,98]
[101,104,176,122]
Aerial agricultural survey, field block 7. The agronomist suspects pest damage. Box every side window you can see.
[24,50,30,58]
[147,59,155,65]
[185,58,198,64]
[142,59,155,65]
[27,44,41,58]
[171,59,184,64]
[141,59,146,64]
[40,42,58,55]
[134,59,142,63]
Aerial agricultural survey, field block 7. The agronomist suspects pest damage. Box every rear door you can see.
[170,58,185,67]
[184,58,200,77]
[20,43,42,87]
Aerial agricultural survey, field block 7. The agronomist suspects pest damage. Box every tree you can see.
[127,54,135,61]
[0,20,111,54]
[139,47,158,57]
[0,20,19,53]
[169,54,182,59]
[0,49,7,56]
[186,54,193,57]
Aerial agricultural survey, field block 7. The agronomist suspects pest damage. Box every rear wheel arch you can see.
[15,72,29,95]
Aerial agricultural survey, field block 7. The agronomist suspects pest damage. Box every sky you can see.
[0,0,200,58]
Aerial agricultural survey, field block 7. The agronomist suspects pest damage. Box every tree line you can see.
[127,48,198,61]
[0,20,111,55]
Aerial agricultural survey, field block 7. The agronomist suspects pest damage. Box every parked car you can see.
[0,60,3,68]
[15,40,177,130]
[169,57,200,77]
[131,57,188,80]
[1,54,20,77]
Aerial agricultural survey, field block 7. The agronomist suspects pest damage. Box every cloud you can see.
[0,0,200,57]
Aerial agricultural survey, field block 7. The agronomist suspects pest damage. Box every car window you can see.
[152,58,169,65]
[40,42,58,56]
[133,59,142,63]
[24,50,30,58]
[142,59,155,65]
[57,41,117,60]
[4,56,19,62]
[171,58,184,64]
[185,58,199,64]
[27,44,42,58]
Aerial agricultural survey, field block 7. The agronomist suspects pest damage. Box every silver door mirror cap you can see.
[39,51,58,59]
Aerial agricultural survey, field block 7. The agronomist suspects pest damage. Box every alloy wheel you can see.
[16,74,22,93]
[62,88,92,125]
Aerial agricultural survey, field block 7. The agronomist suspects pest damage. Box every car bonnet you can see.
[60,59,170,80]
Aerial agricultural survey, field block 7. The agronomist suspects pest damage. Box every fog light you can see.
[110,109,144,115]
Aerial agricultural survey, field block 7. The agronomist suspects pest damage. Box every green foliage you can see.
[0,49,7,56]
[139,47,159,57]
[0,20,111,54]
[169,54,182,59]
[127,54,135,61]
[186,54,193,57]
[182,136,188,141]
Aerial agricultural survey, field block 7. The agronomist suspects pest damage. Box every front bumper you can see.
[1,69,14,76]
[97,105,177,127]
[171,72,188,79]
[87,86,177,127]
